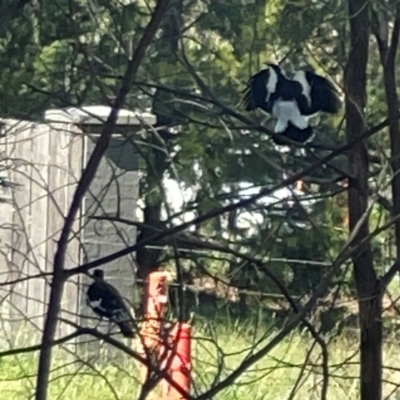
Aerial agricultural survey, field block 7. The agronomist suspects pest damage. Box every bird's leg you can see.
[94,315,103,330]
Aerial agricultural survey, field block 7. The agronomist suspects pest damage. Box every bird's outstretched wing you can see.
[293,70,342,115]
[242,65,280,114]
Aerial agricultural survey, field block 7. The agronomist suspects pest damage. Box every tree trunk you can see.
[136,0,182,279]
[136,130,169,279]
[375,4,400,281]
[345,1,382,399]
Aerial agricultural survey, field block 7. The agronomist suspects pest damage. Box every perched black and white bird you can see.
[86,269,135,338]
[243,64,342,144]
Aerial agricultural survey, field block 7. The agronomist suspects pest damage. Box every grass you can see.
[1,320,400,400]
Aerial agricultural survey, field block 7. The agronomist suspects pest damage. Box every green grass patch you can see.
[1,321,400,399]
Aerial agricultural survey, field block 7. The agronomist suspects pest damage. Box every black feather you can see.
[242,69,271,112]
[243,64,341,145]
[294,70,342,115]
[242,64,284,113]
[86,269,135,338]
[273,123,313,145]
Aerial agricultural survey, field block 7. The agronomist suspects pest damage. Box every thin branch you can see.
[34,1,170,398]
[0,330,88,358]
[196,199,372,399]
[66,115,398,278]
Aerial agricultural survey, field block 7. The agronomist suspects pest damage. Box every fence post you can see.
[163,322,192,400]
[139,271,169,385]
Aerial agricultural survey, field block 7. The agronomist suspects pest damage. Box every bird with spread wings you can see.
[243,64,342,145]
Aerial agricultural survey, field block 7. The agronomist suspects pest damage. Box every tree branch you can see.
[387,3,400,69]
[345,1,383,399]
[34,1,170,398]
[197,199,373,399]
[376,3,400,289]
[64,115,399,279]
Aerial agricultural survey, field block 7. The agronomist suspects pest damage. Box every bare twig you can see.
[196,201,371,399]
[64,115,396,280]
[34,1,170,398]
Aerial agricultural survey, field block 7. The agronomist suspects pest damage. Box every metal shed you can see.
[0,105,155,345]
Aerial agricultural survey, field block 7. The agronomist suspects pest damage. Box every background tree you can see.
[0,0,400,399]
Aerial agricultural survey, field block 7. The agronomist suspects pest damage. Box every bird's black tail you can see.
[118,321,135,338]
[273,123,313,145]
[242,69,269,111]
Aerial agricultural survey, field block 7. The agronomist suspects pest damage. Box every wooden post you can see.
[139,271,169,384]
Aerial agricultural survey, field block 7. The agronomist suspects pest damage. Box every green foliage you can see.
[0,0,395,302]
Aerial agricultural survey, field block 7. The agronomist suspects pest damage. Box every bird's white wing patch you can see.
[272,100,309,132]
[88,298,107,311]
[265,67,278,101]
[293,70,311,107]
